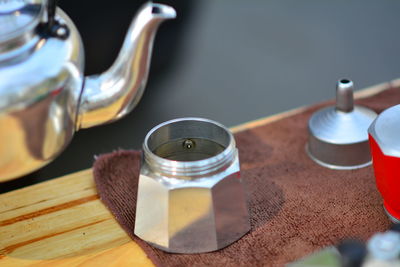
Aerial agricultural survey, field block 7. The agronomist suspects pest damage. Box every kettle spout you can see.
[77,3,176,129]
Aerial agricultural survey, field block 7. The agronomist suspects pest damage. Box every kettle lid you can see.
[0,0,44,42]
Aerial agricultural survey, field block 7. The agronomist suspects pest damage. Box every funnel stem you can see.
[336,79,354,113]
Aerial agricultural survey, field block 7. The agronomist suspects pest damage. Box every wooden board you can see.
[0,79,397,267]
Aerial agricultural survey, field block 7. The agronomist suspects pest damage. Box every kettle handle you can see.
[46,0,57,30]
[39,0,69,39]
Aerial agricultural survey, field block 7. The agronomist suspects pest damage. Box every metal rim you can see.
[384,206,400,224]
[143,117,237,178]
[305,143,372,170]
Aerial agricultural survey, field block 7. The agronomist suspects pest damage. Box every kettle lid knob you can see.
[0,0,44,44]
[307,79,378,169]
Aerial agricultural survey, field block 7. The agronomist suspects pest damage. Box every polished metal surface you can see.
[367,230,400,261]
[0,0,43,46]
[135,118,250,253]
[0,8,83,181]
[335,79,354,112]
[0,2,175,181]
[368,104,400,158]
[307,79,377,170]
[77,3,176,129]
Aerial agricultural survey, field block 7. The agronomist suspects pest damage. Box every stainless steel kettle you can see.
[0,0,176,181]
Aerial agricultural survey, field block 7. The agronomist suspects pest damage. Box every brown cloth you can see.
[93,85,400,266]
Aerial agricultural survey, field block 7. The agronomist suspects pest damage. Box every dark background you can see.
[3,0,400,192]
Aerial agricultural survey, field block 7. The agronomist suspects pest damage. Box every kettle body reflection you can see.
[0,1,176,181]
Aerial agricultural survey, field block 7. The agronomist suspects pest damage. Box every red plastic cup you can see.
[368,104,400,223]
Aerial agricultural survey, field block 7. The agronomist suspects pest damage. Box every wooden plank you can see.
[0,79,394,266]
[230,79,394,133]
[0,169,151,266]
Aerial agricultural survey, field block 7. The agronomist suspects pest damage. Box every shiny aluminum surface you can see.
[0,2,175,181]
[368,104,400,158]
[135,118,250,253]
[77,3,176,129]
[307,79,377,169]
[0,8,83,180]
[0,0,43,43]
[367,230,400,261]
